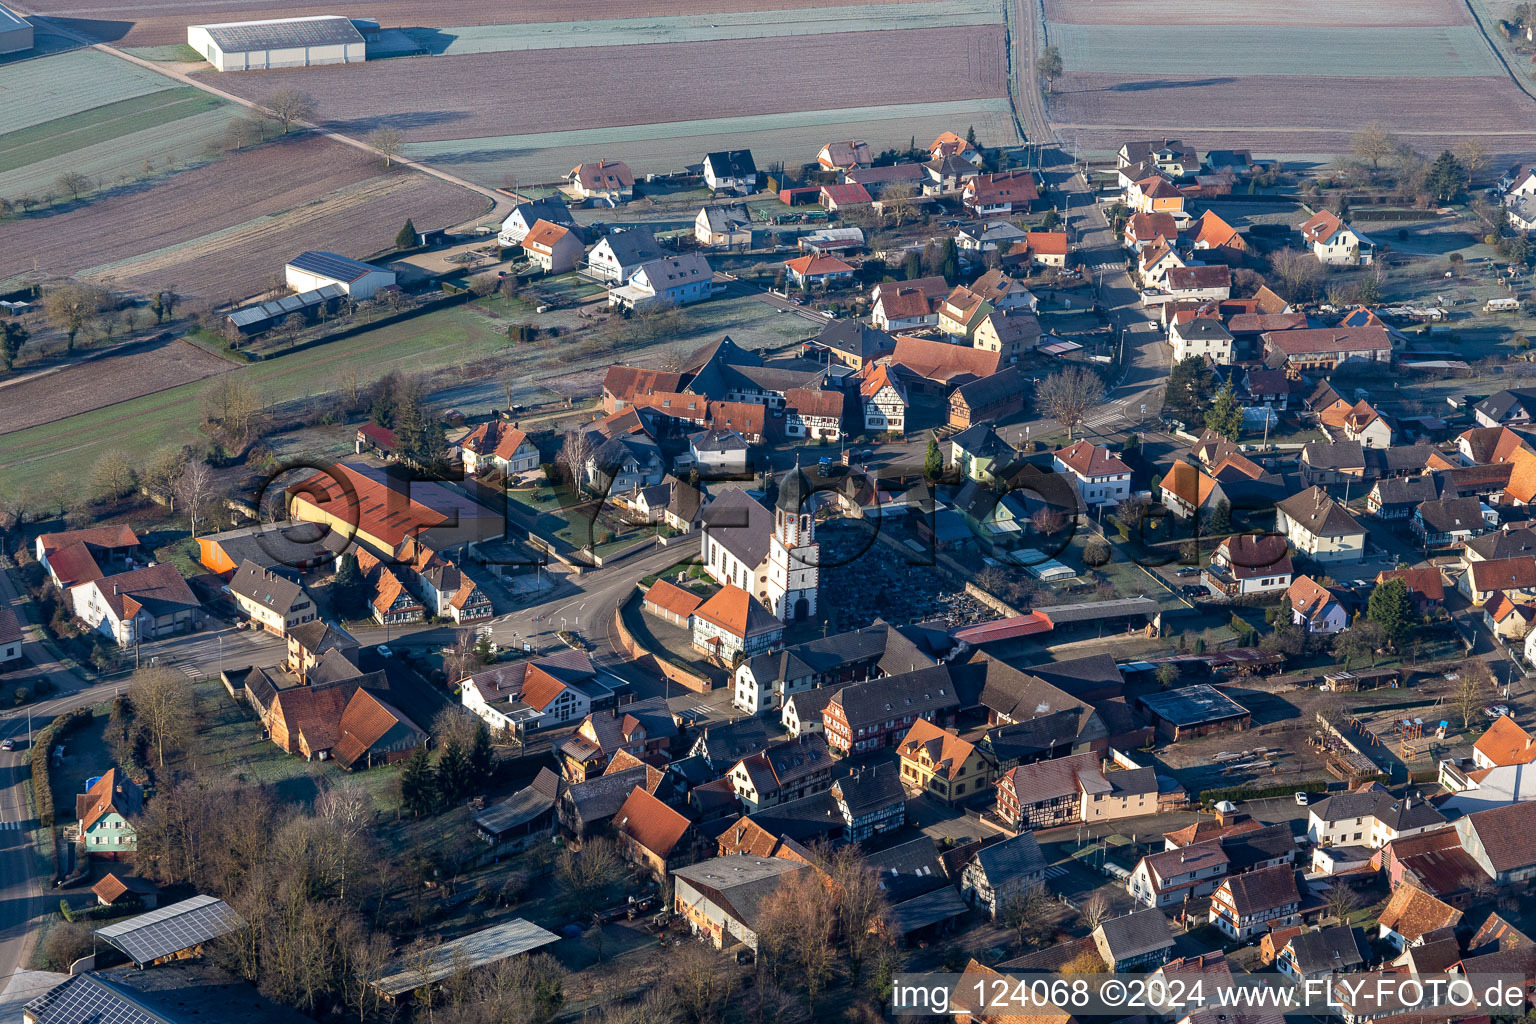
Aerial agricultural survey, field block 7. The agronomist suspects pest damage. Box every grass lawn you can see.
[183,679,403,813]
[0,304,521,494]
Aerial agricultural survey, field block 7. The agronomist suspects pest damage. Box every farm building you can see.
[0,3,33,54]
[224,283,345,337]
[284,251,395,301]
[1138,684,1251,741]
[187,16,366,72]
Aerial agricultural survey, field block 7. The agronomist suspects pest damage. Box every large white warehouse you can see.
[187,15,366,72]
[0,3,33,55]
[285,251,396,301]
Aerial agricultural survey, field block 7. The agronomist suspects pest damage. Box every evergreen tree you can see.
[1203,379,1244,440]
[1367,578,1413,648]
[395,218,418,249]
[965,125,977,148]
[467,720,494,780]
[0,320,28,372]
[436,739,472,803]
[1206,499,1231,535]
[903,250,922,280]
[370,382,399,428]
[939,238,960,283]
[400,746,436,817]
[330,553,366,617]
[393,391,450,473]
[1165,356,1215,426]
[924,436,943,479]
[1425,151,1464,202]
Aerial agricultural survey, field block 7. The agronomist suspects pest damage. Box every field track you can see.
[21,0,959,46]
[0,338,235,435]
[1042,0,1469,26]
[211,27,1008,143]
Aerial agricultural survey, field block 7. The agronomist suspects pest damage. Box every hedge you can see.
[29,707,92,828]
[1198,778,1336,805]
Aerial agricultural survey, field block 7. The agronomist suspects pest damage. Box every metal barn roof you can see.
[94,895,245,965]
[198,15,364,52]
[286,250,383,283]
[371,919,561,997]
[0,3,30,29]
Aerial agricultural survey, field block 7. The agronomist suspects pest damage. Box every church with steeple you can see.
[765,462,819,622]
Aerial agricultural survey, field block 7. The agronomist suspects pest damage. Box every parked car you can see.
[0,739,13,752]
[1175,567,1201,578]
[1181,585,1206,598]
[1294,792,1308,806]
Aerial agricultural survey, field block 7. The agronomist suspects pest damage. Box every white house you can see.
[459,652,613,733]
[417,563,493,623]
[1305,786,1446,848]
[458,422,539,477]
[869,283,939,331]
[703,150,757,193]
[1275,487,1367,563]
[1053,441,1131,508]
[585,228,662,283]
[0,608,21,664]
[498,198,573,248]
[1127,843,1229,908]
[689,428,751,476]
[784,388,843,441]
[1168,317,1233,364]
[1300,210,1374,266]
[1289,576,1348,634]
[859,364,906,435]
[71,565,200,645]
[695,204,753,247]
[567,160,634,203]
[1209,865,1300,942]
[1208,534,1293,597]
[188,15,364,72]
[285,251,395,301]
[1161,265,1232,304]
[608,254,714,310]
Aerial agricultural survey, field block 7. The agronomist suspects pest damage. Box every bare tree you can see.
[369,127,404,168]
[54,172,92,201]
[880,182,919,225]
[176,460,217,538]
[128,665,194,767]
[557,429,594,490]
[1454,137,1489,186]
[1032,506,1066,536]
[1080,890,1112,931]
[43,282,110,353]
[1036,366,1105,439]
[201,377,263,450]
[264,89,317,133]
[1324,883,1360,925]
[556,835,620,915]
[1351,122,1399,173]
[1453,660,1495,729]
[92,447,137,502]
[1269,247,1325,300]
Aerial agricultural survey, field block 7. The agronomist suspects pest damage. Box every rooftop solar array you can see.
[200,15,363,52]
[226,283,344,328]
[286,250,381,283]
[95,894,245,965]
[24,973,161,1024]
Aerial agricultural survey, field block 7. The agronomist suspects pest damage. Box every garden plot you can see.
[0,49,177,134]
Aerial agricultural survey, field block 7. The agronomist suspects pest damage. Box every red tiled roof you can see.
[785,387,844,420]
[890,336,1001,384]
[1474,715,1536,767]
[1377,567,1445,603]
[785,253,854,277]
[644,579,704,620]
[1054,440,1129,479]
[1378,883,1461,941]
[460,421,530,462]
[1300,209,1345,244]
[38,525,138,556]
[694,584,781,639]
[614,786,691,858]
[332,689,418,769]
[1265,326,1391,355]
[603,365,685,403]
[896,718,976,781]
[522,219,572,251]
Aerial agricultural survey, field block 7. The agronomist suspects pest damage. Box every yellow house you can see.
[896,719,994,804]
[938,286,993,338]
[1128,176,1186,216]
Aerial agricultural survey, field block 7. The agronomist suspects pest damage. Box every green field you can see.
[1047,23,1503,77]
[0,88,225,174]
[0,50,177,135]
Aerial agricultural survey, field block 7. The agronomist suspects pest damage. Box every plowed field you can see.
[212,27,1009,142]
[35,0,956,46]
[1042,0,1468,26]
[0,134,485,301]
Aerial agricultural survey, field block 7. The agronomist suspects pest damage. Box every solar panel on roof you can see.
[94,894,245,965]
[287,250,380,283]
[201,15,364,51]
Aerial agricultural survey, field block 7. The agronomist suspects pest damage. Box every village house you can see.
[810,320,896,370]
[458,421,539,477]
[829,764,907,842]
[783,387,844,441]
[951,424,1021,485]
[1124,211,1179,251]
[994,750,1156,832]
[459,649,616,734]
[1128,842,1230,908]
[75,769,142,856]
[727,734,833,812]
[1053,441,1131,508]
[858,363,907,435]
[1159,461,1218,520]
[1412,496,1489,551]
[1485,592,1535,640]
[1460,554,1536,606]
[1377,882,1462,950]
[226,560,315,635]
[1127,176,1187,220]
[870,283,940,331]
[1455,425,1532,465]
[1366,475,1438,518]
[822,665,959,756]
[585,226,662,283]
[1276,926,1369,983]
[1161,265,1232,303]
[70,563,200,645]
[1189,209,1248,261]
[35,525,141,591]
[784,253,854,289]
[694,203,752,247]
[961,169,1039,216]
[608,254,714,310]
[968,269,1038,313]
[895,719,993,804]
[497,196,574,247]
[1137,237,1185,290]
[672,856,812,950]
[689,428,750,476]
[1276,486,1367,563]
[1120,139,1197,178]
[949,367,1027,430]
[1306,786,1447,847]
[567,159,634,203]
[558,698,677,782]
[923,153,981,194]
[614,786,695,881]
[817,139,873,172]
[1300,209,1373,265]
[938,285,994,338]
[1472,714,1536,770]
[690,584,784,663]
[1003,230,1069,269]
[1209,864,1300,941]
[1455,801,1536,884]
[702,149,757,193]
[958,833,1046,920]
[1263,326,1392,372]
[521,219,584,273]
[845,162,926,197]
[1168,317,1233,364]
[1095,909,1177,971]
[1289,575,1349,634]
[1207,534,1293,597]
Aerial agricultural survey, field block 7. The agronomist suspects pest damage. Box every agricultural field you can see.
[28,0,959,46]
[215,28,1007,140]
[0,49,177,133]
[0,133,486,301]
[0,337,237,435]
[404,98,1019,187]
[1040,0,1536,156]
